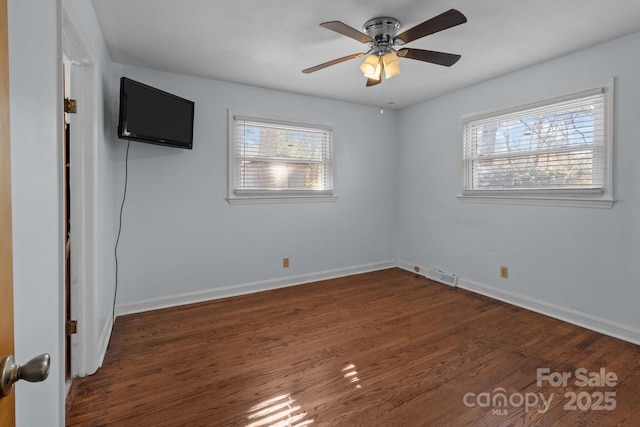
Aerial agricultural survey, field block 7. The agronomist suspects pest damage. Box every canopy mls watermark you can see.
[462,367,618,416]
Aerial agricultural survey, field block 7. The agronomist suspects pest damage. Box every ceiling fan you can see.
[302,9,467,87]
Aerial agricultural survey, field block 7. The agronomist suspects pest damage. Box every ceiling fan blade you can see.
[302,53,365,74]
[397,48,461,67]
[320,21,374,44]
[394,9,467,44]
[366,78,381,87]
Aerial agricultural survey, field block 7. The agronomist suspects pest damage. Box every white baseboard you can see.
[457,278,640,346]
[116,259,640,346]
[115,260,396,317]
[458,279,640,344]
[398,260,640,345]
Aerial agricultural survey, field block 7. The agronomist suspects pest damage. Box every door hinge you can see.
[66,320,78,336]
[64,98,77,114]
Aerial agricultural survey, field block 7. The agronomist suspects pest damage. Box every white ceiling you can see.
[91,0,640,109]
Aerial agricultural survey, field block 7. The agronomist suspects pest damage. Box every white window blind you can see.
[461,80,613,207]
[230,114,335,201]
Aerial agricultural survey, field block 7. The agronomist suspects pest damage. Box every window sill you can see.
[457,194,614,209]
[227,195,339,205]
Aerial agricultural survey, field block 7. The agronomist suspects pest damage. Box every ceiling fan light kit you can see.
[360,17,401,81]
[360,53,382,79]
[382,51,401,79]
[302,9,467,87]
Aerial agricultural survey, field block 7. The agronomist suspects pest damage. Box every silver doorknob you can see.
[0,353,50,397]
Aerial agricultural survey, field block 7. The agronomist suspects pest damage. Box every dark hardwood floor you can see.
[66,268,640,426]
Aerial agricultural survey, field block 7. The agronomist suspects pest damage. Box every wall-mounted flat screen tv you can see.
[117,77,195,149]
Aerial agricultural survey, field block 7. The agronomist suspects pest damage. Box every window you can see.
[460,79,614,208]
[228,112,336,203]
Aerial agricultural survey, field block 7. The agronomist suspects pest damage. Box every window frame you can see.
[458,78,614,208]
[227,110,338,204]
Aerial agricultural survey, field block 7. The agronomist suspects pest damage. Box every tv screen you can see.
[117,77,194,149]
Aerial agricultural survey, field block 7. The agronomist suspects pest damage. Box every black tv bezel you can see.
[117,77,195,150]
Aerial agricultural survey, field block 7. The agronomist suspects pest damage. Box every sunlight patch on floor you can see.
[342,363,362,389]
[246,393,314,427]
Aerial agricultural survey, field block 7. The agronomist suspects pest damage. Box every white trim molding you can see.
[458,78,615,209]
[96,314,113,369]
[457,277,640,346]
[119,260,640,346]
[62,1,104,378]
[457,194,614,209]
[227,110,338,204]
[115,260,396,317]
[397,261,640,345]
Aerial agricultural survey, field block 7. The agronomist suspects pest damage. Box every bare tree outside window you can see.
[460,80,613,207]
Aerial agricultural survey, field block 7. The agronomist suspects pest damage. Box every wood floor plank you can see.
[66,268,640,426]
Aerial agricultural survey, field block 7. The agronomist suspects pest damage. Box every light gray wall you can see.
[111,64,399,307]
[396,32,640,330]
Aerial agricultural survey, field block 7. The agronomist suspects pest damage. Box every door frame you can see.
[61,4,102,378]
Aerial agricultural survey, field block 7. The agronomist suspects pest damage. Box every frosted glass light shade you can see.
[383,52,401,79]
[360,54,381,79]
